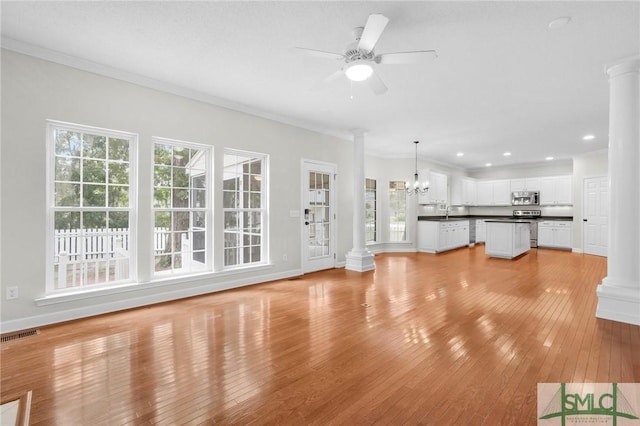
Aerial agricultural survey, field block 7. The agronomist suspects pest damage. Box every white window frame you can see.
[152,137,213,277]
[388,180,407,242]
[222,149,269,269]
[46,120,138,294]
[365,178,377,243]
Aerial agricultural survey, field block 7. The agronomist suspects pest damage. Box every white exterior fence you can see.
[54,227,168,289]
[54,227,169,260]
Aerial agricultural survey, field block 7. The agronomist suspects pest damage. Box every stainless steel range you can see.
[513,209,541,247]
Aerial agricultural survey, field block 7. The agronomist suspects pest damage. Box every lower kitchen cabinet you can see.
[485,221,531,259]
[538,220,572,249]
[417,220,469,253]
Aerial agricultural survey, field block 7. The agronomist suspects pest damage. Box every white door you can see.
[302,161,336,273]
[583,176,608,256]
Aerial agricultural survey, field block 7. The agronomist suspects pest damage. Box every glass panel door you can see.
[303,161,336,273]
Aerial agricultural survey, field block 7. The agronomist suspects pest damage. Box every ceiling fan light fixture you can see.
[344,60,373,81]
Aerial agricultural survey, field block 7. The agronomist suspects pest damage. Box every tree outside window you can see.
[223,150,267,267]
[153,138,210,275]
[49,122,135,291]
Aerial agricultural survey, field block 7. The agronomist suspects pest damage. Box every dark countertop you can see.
[418,215,573,222]
[417,217,472,222]
[484,219,534,223]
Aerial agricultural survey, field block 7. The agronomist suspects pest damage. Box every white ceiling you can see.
[2,1,639,170]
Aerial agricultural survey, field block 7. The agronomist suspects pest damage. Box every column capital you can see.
[350,128,368,137]
[606,55,640,78]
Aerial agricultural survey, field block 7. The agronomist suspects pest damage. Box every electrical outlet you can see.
[6,286,18,300]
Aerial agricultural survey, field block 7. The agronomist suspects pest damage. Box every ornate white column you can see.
[596,56,640,325]
[345,129,375,272]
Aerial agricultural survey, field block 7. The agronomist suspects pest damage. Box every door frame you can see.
[301,159,338,273]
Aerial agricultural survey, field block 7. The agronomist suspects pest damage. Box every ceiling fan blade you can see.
[311,69,345,91]
[357,14,389,53]
[290,47,345,61]
[324,69,345,83]
[366,71,388,95]
[376,50,438,64]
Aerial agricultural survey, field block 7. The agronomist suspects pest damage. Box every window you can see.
[223,150,267,268]
[389,181,407,242]
[48,121,136,291]
[365,178,377,243]
[153,138,211,275]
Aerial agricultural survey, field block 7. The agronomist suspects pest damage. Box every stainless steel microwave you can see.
[511,191,539,206]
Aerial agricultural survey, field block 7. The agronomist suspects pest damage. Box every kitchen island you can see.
[484,220,531,259]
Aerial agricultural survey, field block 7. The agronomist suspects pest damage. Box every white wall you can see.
[0,50,354,331]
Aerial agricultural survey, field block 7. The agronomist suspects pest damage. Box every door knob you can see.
[583,219,588,222]
[305,221,309,225]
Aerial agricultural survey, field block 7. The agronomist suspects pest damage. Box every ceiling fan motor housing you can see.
[345,27,375,63]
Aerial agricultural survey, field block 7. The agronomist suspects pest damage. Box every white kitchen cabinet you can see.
[538,220,572,249]
[450,177,462,206]
[485,221,531,259]
[510,178,541,192]
[417,221,438,252]
[540,176,572,205]
[476,181,493,205]
[418,170,448,205]
[450,177,476,206]
[555,176,572,205]
[439,225,452,250]
[463,178,477,205]
[476,180,511,206]
[494,180,511,205]
[417,220,469,253]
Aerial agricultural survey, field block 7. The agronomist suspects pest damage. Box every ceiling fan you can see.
[292,14,438,95]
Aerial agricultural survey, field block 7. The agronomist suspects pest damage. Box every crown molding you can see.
[1,37,351,143]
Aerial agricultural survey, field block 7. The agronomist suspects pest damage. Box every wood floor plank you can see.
[2,248,637,425]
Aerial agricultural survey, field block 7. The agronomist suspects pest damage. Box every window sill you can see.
[35,263,274,306]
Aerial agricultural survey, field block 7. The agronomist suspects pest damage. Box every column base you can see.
[345,249,375,272]
[595,277,640,325]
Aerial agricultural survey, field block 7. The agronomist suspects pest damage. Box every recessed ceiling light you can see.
[503,152,511,157]
[485,163,492,167]
[545,156,554,161]
[583,134,595,140]
[548,16,571,30]
[456,152,464,157]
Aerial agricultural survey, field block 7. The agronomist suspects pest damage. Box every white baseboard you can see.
[0,268,303,334]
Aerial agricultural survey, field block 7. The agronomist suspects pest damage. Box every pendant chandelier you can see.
[407,140,429,195]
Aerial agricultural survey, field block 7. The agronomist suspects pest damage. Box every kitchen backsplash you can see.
[469,205,573,217]
[416,204,573,217]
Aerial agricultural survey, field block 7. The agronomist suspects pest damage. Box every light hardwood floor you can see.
[1,247,639,425]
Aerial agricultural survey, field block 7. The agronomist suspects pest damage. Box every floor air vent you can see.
[1,329,39,343]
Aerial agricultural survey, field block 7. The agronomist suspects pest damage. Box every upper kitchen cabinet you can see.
[418,170,448,205]
[540,176,572,205]
[476,179,511,206]
[510,177,541,192]
[450,177,477,206]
